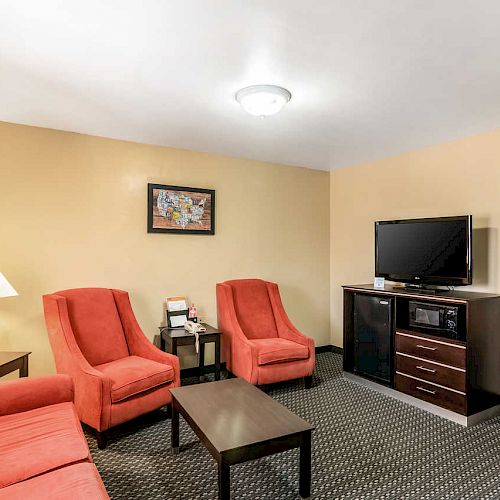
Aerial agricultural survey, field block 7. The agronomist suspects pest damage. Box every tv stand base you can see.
[344,372,500,426]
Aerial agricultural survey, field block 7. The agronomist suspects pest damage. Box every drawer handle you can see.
[417,344,437,351]
[416,365,436,374]
[417,386,436,395]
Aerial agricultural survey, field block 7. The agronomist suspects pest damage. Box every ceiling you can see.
[1,1,500,171]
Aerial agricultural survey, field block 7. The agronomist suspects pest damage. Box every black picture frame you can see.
[147,183,216,235]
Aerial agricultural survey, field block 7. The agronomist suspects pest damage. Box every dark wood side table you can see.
[159,323,222,381]
[170,378,314,500]
[0,351,31,378]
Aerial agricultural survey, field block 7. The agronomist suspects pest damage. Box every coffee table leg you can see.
[299,431,312,498]
[171,400,179,454]
[218,460,230,500]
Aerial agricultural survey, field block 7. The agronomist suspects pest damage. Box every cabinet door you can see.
[353,294,393,383]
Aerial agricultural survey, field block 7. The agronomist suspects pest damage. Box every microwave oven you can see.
[409,301,458,337]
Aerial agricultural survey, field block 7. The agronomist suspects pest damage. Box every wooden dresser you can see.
[395,330,466,414]
[343,284,500,422]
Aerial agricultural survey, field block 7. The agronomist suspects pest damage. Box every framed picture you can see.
[147,183,215,235]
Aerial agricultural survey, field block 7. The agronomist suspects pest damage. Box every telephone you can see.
[184,321,206,334]
[184,321,206,353]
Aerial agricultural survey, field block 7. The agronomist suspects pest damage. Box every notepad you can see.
[169,314,187,328]
[167,297,187,312]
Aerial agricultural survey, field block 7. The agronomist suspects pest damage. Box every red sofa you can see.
[0,374,108,499]
[43,288,180,448]
[216,279,315,386]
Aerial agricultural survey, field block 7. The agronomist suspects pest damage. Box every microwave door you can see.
[415,307,440,327]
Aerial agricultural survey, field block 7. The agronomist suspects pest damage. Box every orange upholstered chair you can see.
[216,279,315,387]
[43,288,180,448]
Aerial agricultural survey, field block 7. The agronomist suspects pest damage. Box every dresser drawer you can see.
[396,353,466,392]
[395,332,466,369]
[395,373,466,414]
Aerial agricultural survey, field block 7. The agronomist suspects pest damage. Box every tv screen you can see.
[375,216,472,286]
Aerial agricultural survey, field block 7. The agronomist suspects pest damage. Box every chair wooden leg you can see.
[96,430,108,450]
[304,375,313,389]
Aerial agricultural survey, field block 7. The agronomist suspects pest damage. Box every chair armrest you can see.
[231,336,258,382]
[216,284,255,347]
[129,333,181,388]
[0,374,74,417]
[112,290,181,388]
[216,283,258,383]
[73,365,114,431]
[43,294,114,430]
[266,282,314,350]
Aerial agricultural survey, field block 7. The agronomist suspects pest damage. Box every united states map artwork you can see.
[153,189,211,231]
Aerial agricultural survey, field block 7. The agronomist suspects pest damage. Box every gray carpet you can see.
[86,353,500,499]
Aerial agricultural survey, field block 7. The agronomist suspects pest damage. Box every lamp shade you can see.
[0,272,18,298]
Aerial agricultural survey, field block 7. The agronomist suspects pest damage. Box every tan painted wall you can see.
[331,128,500,347]
[0,122,330,377]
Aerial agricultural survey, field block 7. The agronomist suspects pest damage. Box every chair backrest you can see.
[52,288,130,366]
[223,279,278,339]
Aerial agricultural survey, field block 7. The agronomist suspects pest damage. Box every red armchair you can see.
[43,288,180,448]
[216,279,315,387]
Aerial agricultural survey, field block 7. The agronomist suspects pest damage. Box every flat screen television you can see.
[375,215,472,286]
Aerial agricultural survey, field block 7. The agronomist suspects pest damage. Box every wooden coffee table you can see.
[170,378,314,499]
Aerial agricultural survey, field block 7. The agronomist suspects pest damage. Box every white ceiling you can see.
[1,1,500,171]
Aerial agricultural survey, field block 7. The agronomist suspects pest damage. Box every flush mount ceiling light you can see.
[235,85,292,117]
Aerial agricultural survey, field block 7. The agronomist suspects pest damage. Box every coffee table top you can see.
[170,378,314,453]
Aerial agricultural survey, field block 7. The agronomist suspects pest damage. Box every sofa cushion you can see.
[0,462,109,500]
[95,355,174,403]
[227,279,279,339]
[0,402,91,488]
[251,338,309,365]
[54,288,130,366]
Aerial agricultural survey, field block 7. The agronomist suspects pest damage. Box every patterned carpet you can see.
[85,353,500,499]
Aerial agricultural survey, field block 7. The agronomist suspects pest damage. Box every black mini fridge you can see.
[353,294,393,384]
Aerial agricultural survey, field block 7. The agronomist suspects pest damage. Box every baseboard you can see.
[316,345,343,354]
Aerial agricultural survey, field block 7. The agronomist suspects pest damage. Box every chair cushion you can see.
[0,402,91,488]
[94,355,174,403]
[54,288,130,366]
[251,338,309,366]
[0,462,109,500]
[226,279,278,339]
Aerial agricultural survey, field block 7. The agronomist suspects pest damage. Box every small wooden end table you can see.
[0,351,31,378]
[159,323,222,381]
[170,378,314,500]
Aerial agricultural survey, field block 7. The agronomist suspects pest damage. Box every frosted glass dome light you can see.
[235,85,292,117]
